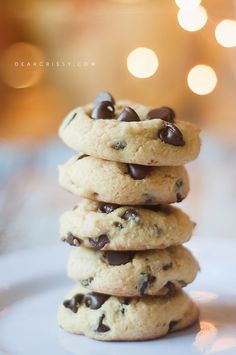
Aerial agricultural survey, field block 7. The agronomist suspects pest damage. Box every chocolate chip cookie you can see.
[58,284,198,341]
[67,245,199,297]
[59,93,200,166]
[60,199,195,250]
[58,155,189,205]
[58,91,201,342]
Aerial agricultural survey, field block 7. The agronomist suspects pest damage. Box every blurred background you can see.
[0,0,236,254]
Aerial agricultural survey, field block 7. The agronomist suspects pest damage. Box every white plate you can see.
[0,239,236,355]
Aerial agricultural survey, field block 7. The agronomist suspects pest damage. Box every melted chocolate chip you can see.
[63,293,83,313]
[176,193,183,203]
[81,277,94,287]
[83,292,109,310]
[96,314,110,333]
[128,164,151,180]
[91,101,115,120]
[98,203,119,214]
[113,221,124,229]
[65,112,77,127]
[121,208,139,221]
[138,273,156,296]
[65,232,81,246]
[118,107,140,122]
[158,123,185,146]
[77,154,89,160]
[111,140,127,150]
[94,91,115,106]
[168,320,179,333]
[104,251,135,266]
[162,262,173,271]
[88,234,109,249]
[147,107,175,123]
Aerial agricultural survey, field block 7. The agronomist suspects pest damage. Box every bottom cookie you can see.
[57,284,198,341]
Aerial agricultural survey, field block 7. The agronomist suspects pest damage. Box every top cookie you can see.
[59,92,201,166]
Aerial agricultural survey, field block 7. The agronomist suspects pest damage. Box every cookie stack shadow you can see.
[57,92,201,341]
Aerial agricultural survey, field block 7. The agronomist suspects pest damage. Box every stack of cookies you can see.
[57,92,201,341]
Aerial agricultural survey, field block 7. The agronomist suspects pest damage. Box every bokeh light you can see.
[112,0,147,2]
[0,42,44,89]
[209,337,236,353]
[187,65,217,95]
[175,0,201,9]
[194,321,218,352]
[127,47,159,78]
[178,6,207,32]
[215,20,236,48]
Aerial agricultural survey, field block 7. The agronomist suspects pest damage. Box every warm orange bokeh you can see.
[0,0,235,141]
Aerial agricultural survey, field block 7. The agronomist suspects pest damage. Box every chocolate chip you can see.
[175,179,183,191]
[96,314,110,333]
[88,234,109,249]
[165,281,177,296]
[81,277,94,287]
[138,273,156,296]
[104,251,135,266]
[128,164,151,180]
[121,297,131,305]
[120,307,125,315]
[119,298,130,315]
[111,140,127,150]
[83,292,109,310]
[158,123,185,146]
[72,205,78,210]
[113,221,124,229]
[147,107,175,123]
[63,293,83,313]
[176,193,183,202]
[63,299,71,308]
[70,294,84,312]
[94,91,115,105]
[91,101,115,120]
[162,262,173,271]
[77,154,89,160]
[168,320,179,333]
[121,208,139,221]
[65,232,75,245]
[153,225,162,235]
[65,112,77,127]
[117,107,140,122]
[98,203,119,214]
[65,232,81,246]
